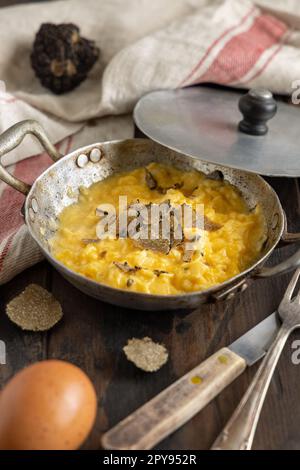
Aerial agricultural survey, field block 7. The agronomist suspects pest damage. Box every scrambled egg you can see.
[51,163,266,295]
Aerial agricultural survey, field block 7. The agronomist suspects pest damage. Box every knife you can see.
[101,312,280,450]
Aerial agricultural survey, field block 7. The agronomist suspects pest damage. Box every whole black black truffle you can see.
[31,23,100,94]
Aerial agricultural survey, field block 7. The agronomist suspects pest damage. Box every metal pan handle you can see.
[280,214,300,244]
[213,249,300,301]
[255,249,300,278]
[214,227,300,301]
[256,216,300,278]
[0,120,62,195]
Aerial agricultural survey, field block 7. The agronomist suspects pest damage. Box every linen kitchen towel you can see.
[0,0,300,284]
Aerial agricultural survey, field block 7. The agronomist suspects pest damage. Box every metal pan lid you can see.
[134,86,300,177]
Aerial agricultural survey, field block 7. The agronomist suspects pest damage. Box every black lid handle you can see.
[238,88,277,136]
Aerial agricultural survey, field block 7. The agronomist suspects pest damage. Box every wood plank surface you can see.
[0,0,300,451]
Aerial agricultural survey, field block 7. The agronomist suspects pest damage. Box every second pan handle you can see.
[213,217,300,301]
[256,216,300,278]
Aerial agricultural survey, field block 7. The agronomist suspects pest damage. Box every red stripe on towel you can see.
[179,5,257,87]
[241,33,288,85]
[65,134,73,155]
[0,97,19,104]
[0,233,14,273]
[0,136,71,275]
[0,139,64,239]
[189,14,287,86]
[0,152,52,241]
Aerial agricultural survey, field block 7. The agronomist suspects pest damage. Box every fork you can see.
[212,267,300,450]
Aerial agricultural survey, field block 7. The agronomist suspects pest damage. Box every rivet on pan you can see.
[272,212,279,230]
[29,208,35,221]
[89,148,102,163]
[226,292,235,300]
[240,282,248,292]
[77,154,88,168]
[31,198,38,213]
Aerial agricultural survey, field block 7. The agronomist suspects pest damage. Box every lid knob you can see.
[238,88,277,136]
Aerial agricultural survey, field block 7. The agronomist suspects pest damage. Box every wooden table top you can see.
[1,0,300,451]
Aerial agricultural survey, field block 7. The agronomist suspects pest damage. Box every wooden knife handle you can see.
[101,347,246,450]
[211,326,289,450]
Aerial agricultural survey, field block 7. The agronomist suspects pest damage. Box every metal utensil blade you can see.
[228,312,280,366]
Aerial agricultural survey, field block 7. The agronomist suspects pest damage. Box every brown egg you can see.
[0,360,97,450]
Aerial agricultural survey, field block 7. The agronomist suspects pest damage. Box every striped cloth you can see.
[0,0,299,284]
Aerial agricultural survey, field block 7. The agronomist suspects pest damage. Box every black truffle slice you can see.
[31,23,100,94]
